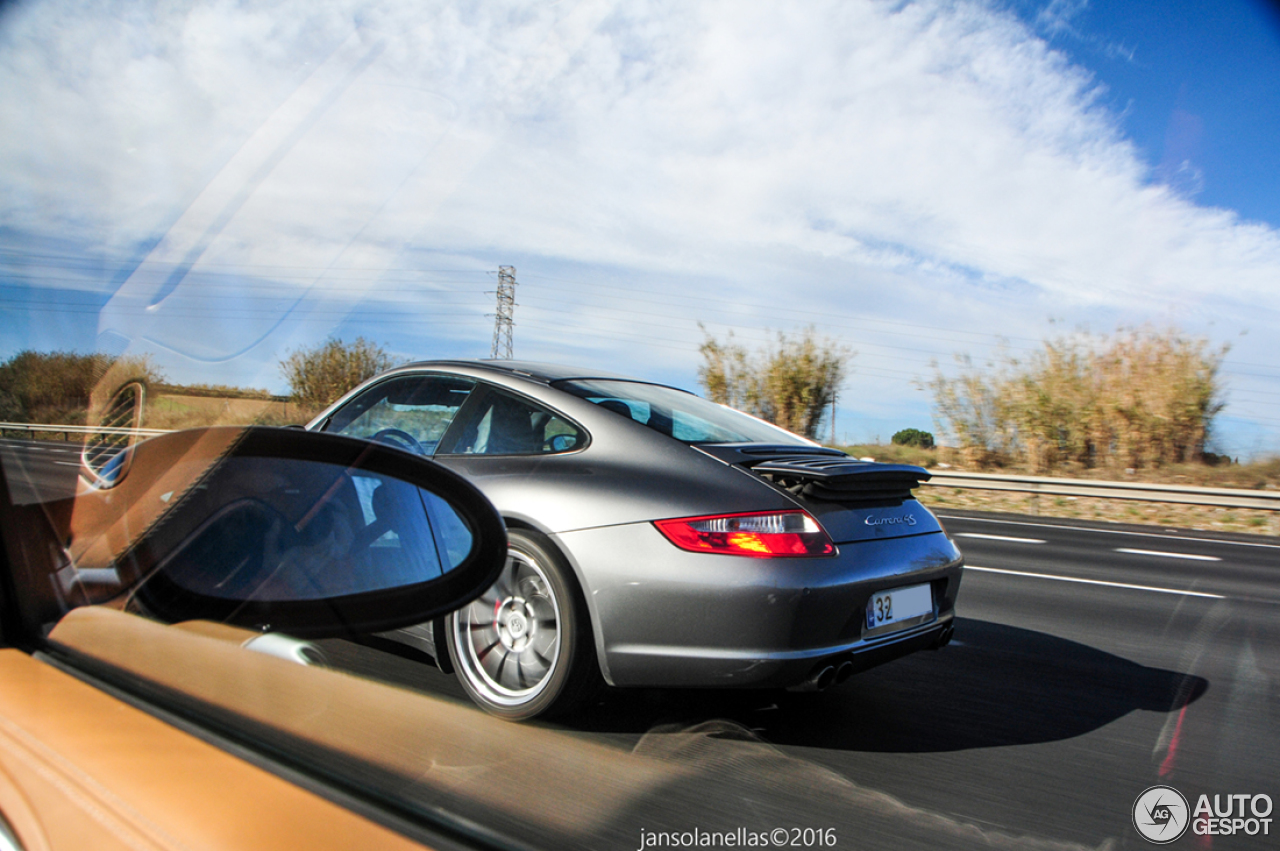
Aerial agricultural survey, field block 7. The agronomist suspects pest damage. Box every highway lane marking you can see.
[955,533,1046,544]
[938,514,1280,551]
[966,565,1225,599]
[1114,548,1221,562]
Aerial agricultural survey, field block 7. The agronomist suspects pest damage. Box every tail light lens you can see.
[654,510,836,558]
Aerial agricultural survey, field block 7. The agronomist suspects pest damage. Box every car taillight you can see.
[654,510,836,558]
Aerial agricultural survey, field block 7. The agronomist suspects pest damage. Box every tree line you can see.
[0,351,163,424]
[0,341,391,425]
[3,324,1230,475]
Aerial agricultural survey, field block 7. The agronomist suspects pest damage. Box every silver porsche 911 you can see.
[308,360,963,719]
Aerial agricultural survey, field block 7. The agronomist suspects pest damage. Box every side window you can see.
[671,410,740,442]
[438,387,584,456]
[586,396,674,436]
[324,375,476,455]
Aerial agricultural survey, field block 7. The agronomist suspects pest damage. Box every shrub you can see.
[926,326,1226,470]
[892,428,935,448]
[699,326,853,440]
[280,337,395,412]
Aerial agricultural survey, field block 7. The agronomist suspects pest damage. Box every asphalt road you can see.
[5,440,1278,848]
[316,510,1280,850]
[0,438,82,504]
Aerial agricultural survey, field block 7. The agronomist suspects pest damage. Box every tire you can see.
[445,529,597,720]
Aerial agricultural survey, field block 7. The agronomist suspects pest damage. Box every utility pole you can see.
[829,391,837,445]
[490,266,517,359]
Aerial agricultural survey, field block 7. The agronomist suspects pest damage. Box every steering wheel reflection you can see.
[371,428,426,455]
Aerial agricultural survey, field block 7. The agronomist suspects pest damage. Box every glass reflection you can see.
[153,457,473,602]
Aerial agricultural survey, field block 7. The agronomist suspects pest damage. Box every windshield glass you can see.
[557,379,813,445]
[1,2,1278,850]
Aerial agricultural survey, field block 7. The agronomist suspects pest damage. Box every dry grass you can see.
[836,442,1280,537]
[143,394,309,430]
[700,326,850,439]
[916,486,1279,536]
[835,443,1280,489]
[926,327,1226,471]
[280,337,392,412]
[837,442,940,468]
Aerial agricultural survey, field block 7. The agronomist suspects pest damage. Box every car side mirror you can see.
[64,426,507,636]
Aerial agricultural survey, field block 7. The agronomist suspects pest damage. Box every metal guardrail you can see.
[3,422,1276,514]
[0,421,171,440]
[924,470,1280,512]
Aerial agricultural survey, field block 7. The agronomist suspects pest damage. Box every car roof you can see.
[399,359,645,384]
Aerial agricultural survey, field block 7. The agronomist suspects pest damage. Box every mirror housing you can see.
[64,427,507,636]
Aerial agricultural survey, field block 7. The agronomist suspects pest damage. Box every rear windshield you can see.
[556,379,814,445]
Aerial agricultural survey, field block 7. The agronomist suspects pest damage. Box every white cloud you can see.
[443,0,1279,310]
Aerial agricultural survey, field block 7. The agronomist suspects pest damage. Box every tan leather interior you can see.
[0,648,430,851]
[66,428,245,573]
[47,606,687,847]
[170,619,260,644]
[3,607,1103,851]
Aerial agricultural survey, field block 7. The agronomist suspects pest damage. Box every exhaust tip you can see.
[932,623,954,649]
[788,663,837,692]
[833,660,855,685]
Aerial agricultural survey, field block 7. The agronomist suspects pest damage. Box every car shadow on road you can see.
[580,617,1208,753]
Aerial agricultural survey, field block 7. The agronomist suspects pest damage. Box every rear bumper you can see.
[552,524,963,688]
[604,612,956,690]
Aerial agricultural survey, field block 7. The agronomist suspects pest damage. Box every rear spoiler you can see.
[750,457,930,501]
[695,444,930,502]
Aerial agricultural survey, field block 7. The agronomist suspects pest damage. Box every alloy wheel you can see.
[451,549,562,706]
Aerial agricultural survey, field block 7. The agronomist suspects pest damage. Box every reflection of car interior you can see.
[5,425,508,637]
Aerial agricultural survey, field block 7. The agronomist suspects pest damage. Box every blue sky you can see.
[2,0,1279,457]
[1011,0,1280,227]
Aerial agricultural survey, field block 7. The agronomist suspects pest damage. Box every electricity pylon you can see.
[490,266,517,359]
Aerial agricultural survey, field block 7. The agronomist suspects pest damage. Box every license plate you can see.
[865,583,934,634]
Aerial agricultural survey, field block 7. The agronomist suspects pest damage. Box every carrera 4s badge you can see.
[865,514,918,527]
